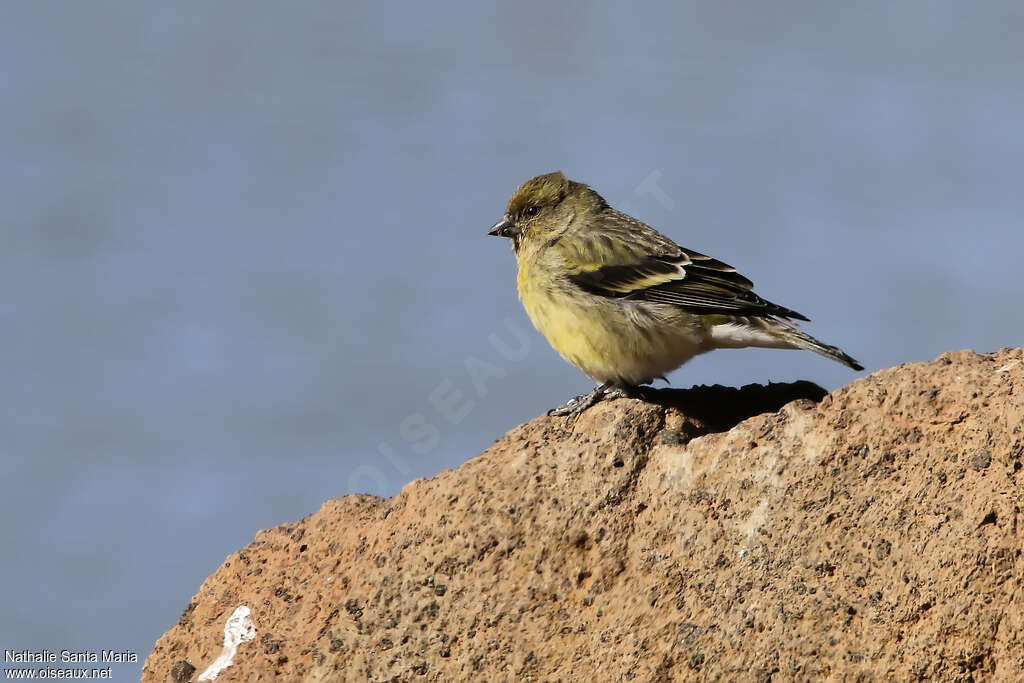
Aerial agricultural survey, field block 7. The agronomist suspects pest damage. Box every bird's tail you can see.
[770,321,864,370]
[708,316,864,371]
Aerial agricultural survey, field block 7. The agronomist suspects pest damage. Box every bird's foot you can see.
[549,383,633,418]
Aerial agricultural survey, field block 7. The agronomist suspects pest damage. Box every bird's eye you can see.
[525,205,539,216]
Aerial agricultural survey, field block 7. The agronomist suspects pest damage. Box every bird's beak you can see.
[488,215,518,238]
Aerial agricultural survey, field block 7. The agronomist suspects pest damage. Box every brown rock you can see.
[144,348,1024,681]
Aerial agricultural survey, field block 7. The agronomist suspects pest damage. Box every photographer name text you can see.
[5,650,137,664]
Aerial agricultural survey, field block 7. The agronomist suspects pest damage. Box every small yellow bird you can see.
[489,171,863,416]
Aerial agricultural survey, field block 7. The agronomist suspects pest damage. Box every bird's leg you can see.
[549,382,633,418]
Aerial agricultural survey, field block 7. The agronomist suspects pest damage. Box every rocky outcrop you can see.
[144,349,1024,681]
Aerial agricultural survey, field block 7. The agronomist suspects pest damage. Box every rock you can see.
[144,348,1024,681]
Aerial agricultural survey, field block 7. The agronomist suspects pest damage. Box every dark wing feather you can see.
[567,234,809,321]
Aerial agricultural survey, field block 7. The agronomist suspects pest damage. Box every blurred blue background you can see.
[2,0,1021,677]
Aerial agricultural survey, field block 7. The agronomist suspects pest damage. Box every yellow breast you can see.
[516,257,705,385]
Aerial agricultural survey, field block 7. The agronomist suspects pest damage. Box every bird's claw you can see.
[548,383,633,419]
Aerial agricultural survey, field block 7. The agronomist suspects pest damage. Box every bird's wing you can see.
[558,212,809,321]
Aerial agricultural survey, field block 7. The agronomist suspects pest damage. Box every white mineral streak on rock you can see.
[197,606,257,681]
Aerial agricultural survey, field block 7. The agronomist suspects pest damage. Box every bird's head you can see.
[489,171,605,251]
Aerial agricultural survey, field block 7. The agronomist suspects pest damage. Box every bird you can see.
[488,171,863,416]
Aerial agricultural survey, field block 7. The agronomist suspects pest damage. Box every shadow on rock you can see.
[635,380,827,443]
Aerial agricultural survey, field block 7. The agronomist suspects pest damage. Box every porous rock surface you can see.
[144,349,1024,681]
